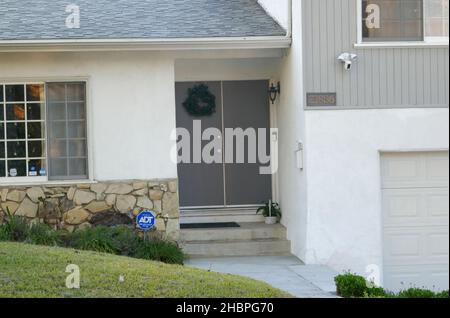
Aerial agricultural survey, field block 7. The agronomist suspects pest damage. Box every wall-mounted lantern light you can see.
[268,82,281,104]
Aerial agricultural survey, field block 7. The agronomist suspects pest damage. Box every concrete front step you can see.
[182,238,291,257]
[180,208,264,224]
[180,223,287,242]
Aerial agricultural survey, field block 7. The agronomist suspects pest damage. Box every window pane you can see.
[7,160,26,177]
[5,85,25,102]
[425,0,449,37]
[68,102,86,120]
[27,103,45,120]
[47,83,66,102]
[67,84,85,101]
[47,103,66,120]
[26,84,45,102]
[27,122,44,139]
[68,121,86,138]
[69,140,87,157]
[28,159,46,177]
[49,139,67,157]
[28,140,45,158]
[0,85,3,101]
[7,122,25,139]
[0,83,47,180]
[6,104,25,120]
[7,141,26,158]
[49,121,66,139]
[0,160,5,177]
[47,82,88,180]
[69,158,87,176]
[362,0,424,41]
[49,158,67,177]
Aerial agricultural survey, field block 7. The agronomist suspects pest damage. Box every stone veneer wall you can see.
[0,180,180,240]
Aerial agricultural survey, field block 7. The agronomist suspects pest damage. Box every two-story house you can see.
[1,0,448,292]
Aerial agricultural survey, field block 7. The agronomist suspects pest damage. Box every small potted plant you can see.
[256,200,282,225]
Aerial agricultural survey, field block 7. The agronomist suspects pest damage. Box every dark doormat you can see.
[180,222,241,229]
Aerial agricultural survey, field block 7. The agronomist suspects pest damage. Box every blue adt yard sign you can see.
[136,211,156,231]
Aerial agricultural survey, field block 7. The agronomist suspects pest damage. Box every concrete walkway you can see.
[186,256,339,298]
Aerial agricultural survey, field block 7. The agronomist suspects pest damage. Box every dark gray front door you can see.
[175,80,272,208]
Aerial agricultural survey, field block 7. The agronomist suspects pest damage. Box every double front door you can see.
[175,80,273,208]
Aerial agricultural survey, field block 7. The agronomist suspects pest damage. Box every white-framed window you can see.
[360,0,449,43]
[424,0,449,41]
[0,82,88,183]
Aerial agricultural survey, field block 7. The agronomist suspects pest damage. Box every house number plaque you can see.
[306,93,337,107]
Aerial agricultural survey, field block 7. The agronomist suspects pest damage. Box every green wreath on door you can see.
[183,84,216,116]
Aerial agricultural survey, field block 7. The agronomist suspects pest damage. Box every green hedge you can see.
[0,214,184,265]
[335,272,449,298]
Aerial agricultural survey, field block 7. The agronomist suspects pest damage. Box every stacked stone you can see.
[0,180,180,240]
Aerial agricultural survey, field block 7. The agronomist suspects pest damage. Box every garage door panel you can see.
[381,152,449,292]
[427,232,450,257]
[383,190,422,219]
[384,225,449,263]
[384,270,421,292]
[428,190,449,217]
[381,155,422,188]
[383,188,449,226]
[385,265,449,292]
[382,152,449,189]
[425,153,450,182]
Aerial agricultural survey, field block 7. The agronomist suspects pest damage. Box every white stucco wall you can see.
[275,0,310,261]
[258,0,289,30]
[0,52,177,181]
[175,58,281,82]
[303,108,450,274]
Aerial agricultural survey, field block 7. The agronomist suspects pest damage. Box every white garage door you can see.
[381,152,449,292]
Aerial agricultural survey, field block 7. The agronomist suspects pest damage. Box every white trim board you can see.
[0,37,292,53]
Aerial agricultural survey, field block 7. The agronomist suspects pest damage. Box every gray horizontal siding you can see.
[303,0,449,109]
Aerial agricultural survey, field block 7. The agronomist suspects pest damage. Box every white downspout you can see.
[287,0,292,38]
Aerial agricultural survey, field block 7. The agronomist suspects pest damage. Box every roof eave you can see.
[0,36,291,53]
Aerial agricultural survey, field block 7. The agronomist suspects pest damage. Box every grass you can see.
[0,242,291,298]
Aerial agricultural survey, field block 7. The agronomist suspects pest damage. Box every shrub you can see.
[67,226,184,265]
[436,290,449,298]
[365,286,388,298]
[0,214,185,265]
[56,230,72,247]
[26,223,61,246]
[335,272,449,298]
[397,288,447,299]
[0,215,29,242]
[68,226,120,254]
[108,225,141,256]
[133,240,185,265]
[335,272,369,298]
[68,225,141,255]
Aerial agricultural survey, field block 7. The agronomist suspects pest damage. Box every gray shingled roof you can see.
[0,0,285,41]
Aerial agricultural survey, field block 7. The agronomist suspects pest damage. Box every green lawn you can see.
[0,242,291,298]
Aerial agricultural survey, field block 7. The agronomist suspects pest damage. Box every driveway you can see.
[186,255,339,298]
